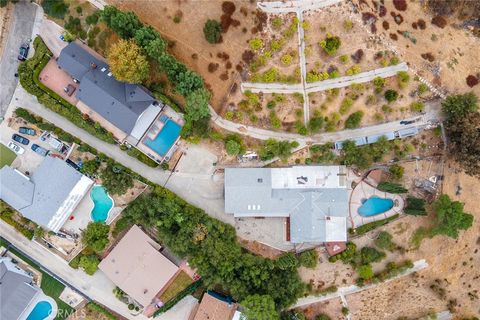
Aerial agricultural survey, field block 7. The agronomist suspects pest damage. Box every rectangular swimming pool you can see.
[144,119,181,157]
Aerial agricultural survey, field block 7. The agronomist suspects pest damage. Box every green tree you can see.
[308,117,324,133]
[431,194,473,238]
[134,26,161,49]
[226,140,241,156]
[100,164,134,195]
[81,159,100,175]
[249,38,263,51]
[384,89,398,103]
[101,6,142,39]
[241,295,279,320]
[82,222,110,252]
[79,254,100,275]
[389,164,404,180]
[185,88,211,122]
[442,92,478,119]
[42,0,69,19]
[315,314,331,320]
[345,111,364,129]
[259,139,299,161]
[319,34,341,55]
[397,71,410,88]
[175,70,204,96]
[360,246,385,264]
[298,250,318,269]
[341,140,372,169]
[404,197,427,216]
[145,38,167,59]
[275,253,298,270]
[203,19,222,44]
[377,182,407,193]
[357,264,374,280]
[107,39,149,84]
[375,231,396,251]
[85,11,100,25]
[444,110,480,177]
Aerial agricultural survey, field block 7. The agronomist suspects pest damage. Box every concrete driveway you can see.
[0,1,38,116]
[39,19,67,57]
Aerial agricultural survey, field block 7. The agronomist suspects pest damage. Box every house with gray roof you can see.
[0,157,93,232]
[0,257,41,320]
[224,166,349,243]
[57,41,162,144]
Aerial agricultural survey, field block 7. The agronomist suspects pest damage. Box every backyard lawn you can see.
[0,237,75,319]
[159,271,193,303]
[0,143,16,168]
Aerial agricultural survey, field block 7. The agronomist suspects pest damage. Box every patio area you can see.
[39,58,79,105]
[349,181,404,229]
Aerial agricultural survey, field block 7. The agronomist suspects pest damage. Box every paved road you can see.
[0,1,38,116]
[7,85,232,226]
[241,63,408,94]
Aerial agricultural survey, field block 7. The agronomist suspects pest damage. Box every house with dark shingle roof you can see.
[0,157,93,232]
[56,41,182,163]
[224,166,349,243]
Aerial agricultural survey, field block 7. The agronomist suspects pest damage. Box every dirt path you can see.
[0,4,13,62]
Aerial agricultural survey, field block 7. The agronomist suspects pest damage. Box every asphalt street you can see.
[0,1,37,117]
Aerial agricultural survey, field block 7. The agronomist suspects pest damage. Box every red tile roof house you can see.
[52,40,183,163]
[98,225,181,316]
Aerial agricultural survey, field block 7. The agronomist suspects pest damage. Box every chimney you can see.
[90,63,97,69]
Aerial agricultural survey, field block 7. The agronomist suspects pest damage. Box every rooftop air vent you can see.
[296,176,308,184]
[90,63,97,69]
[257,178,263,183]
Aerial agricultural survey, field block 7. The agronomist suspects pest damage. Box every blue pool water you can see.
[27,301,53,320]
[358,196,394,217]
[144,119,181,156]
[90,185,113,222]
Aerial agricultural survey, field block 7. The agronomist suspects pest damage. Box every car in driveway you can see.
[18,43,30,61]
[400,120,415,125]
[31,144,49,156]
[19,127,36,136]
[12,134,29,145]
[7,141,25,154]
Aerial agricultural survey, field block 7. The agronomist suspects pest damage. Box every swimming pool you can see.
[144,119,181,157]
[26,301,53,320]
[358,196,394,217]
[90,185,113,222]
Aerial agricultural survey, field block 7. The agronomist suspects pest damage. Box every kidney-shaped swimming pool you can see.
[358,196,394,217]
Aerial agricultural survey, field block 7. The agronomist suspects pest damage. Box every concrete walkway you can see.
[291,259,428,309]
[240,62,408,94]
[257,0,344,14]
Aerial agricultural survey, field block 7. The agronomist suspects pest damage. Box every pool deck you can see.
[348,181,404,229]
[136,106,184,163]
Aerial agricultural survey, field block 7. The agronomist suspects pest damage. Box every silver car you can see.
[7,141,25,154]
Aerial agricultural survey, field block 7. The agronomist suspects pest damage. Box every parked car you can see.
[19,127,36,136]
[18,43,30,61]
[400,120,415,125]
[12,134,29,145]
[31,144,49,157]
[7,141,25,154]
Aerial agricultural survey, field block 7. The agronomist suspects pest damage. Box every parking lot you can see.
[0,112,69,173]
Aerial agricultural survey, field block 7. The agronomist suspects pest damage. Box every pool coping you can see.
[20,292,58,320]
[348,181,404,229]
[89,184,115,223]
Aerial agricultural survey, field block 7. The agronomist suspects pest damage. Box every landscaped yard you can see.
[159,270,194,303]
[0,143,16,168]
[0,237,75,320]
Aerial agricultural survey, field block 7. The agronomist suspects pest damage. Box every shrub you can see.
[86,11,100,25]
[82,222,110,253]
[281,54,293,65]
[316,314,331,320]
[127,148,159,167]
[360,247,386,264]
[203,19,222,44]
[79,254,100,275]
[390,56,400,65]
[346,65,361,76]
[417,83,429,95]
[249,38,263,51]
[349,214,399,236]
[397,71,410,88]
[81,160,100,175]
[308,117,324,133]
[339,97,354,115]
[377,181,407,193]
[384,89,399,103]
[298,250,318,269]
[319,34,341,56]
[358,264,374,280]
[86,303,116,320]
[275,253,298,270]
[404,197,427,215]
[225,140,241,156]
[339,55,349,64]
[266,101,276,109]
[410,101,425,112]
[375,231,396,251]
[270,111,281,129]
[373,76,385,90]
[270,38,285,52]
[389,164,404,180]
[259,139,298,161]
[101,163,134,195]
[271,17,283,29]
[344,111,364,129]
[343,20,354,30]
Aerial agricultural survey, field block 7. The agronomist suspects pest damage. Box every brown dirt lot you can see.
[0,3,13,57]
[352,0,480,97]
[107,0,260,112]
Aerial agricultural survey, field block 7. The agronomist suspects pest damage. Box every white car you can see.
[7,141,25,155]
